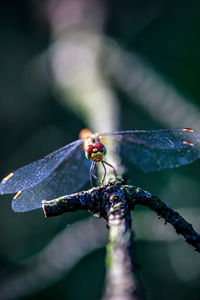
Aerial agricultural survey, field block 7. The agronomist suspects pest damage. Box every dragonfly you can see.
[1,128,200,212]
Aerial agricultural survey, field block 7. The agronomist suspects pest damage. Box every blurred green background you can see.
[0,0,200,299]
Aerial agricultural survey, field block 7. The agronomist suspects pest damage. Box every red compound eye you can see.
[86,144,95,154]
[95,142,104,151]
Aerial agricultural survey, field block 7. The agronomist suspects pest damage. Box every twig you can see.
[42,181,200,253]
[124,185,200,252]
[102,188,144,300]
[43,181,144,300]
[42,180,200,300]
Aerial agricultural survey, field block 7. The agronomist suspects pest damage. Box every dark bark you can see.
[102,191,144,300]
[42,180,200,300]
[42,180,200,252]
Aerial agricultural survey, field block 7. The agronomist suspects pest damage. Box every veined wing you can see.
[0,139,83,194]
[100,128,200,172]
[12,143,90,212]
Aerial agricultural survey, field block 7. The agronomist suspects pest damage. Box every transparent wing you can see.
[100,128,200,172]
[12,144,90,212]
[0,140,83,194]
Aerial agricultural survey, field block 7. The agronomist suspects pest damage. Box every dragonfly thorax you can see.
[85,142,107,162]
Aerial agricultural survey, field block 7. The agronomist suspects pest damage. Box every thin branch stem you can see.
[125,185,200,252]
[42,181,200,252]
[42,180,200,299]
[103,193,144,300]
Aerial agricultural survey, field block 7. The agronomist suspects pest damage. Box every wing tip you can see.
[183,128,195,133]
[11,196,23,213]
[11,204,22,213]
[11,192,42,212]
[0,181,5,195]
[0,172,15,195]
[2,172,14,183]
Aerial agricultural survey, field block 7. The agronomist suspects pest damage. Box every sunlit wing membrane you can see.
[100,128,200,172]
[12,144,90,212]
[0,139,83,194]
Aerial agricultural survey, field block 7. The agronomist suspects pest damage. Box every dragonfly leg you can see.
[102,160,117,179]
[101,161,107,183]
[89,162,101,186]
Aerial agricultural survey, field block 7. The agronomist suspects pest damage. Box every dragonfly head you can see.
[85,142,107,162]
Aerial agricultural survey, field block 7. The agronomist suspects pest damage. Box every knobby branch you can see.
[42,180,200,253]
[42,180,200,300]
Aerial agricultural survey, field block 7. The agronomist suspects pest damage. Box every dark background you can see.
[0,0,200,299]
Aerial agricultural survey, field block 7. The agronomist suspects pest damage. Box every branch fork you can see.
[42,180,200,300]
